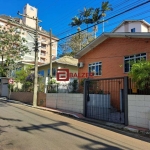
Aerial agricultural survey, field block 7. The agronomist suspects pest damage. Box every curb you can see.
[124,126,139,133]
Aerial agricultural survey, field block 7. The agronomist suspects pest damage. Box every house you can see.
[75,32,150,109]
[38,56,78,82]
[0,3,58,64]
[113,20,150,33]
[75,32,150,79]
[75,19,150,79]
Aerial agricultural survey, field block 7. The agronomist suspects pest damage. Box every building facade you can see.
[38,56,78,82]
[113,20,150,33]
[0,3,58,64]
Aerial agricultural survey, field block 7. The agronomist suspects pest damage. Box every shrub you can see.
[129,60,150,90]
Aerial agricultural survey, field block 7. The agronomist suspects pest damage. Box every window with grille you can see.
[89,62,102,76]
[124,53,146,73]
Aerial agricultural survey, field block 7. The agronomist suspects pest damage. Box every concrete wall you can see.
[128,95,150,129]
[0,78,9,97]
[46,93,83,114]
[37,92,46,107]
[10,92,33,104]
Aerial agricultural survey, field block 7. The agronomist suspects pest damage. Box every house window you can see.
[89,62,102,76]
[124,53,146,73]
[131,28,136,32]
[38,70,44,77]
[48,68,56,77]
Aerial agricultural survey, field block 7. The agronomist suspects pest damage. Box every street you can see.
[0,100,150,150]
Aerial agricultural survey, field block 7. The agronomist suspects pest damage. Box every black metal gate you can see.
[84,77,128,125]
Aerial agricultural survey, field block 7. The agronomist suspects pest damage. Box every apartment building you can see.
[0,3,58,64]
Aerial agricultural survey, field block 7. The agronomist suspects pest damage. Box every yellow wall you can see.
[38,62,78,82]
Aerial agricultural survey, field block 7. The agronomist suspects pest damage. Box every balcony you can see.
[41,43,47,49]
[40,58,45,63]
[40,52,46,58]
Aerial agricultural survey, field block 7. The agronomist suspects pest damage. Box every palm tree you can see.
[70,16,82,31]
[80,7,93,43]
[91,8,101,38]
[101,1,113,33]
[70,16,83,49]
[101,1,113,13]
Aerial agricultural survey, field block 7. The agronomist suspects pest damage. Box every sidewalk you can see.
[1,98,150,137]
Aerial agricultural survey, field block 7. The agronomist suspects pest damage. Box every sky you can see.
[1,0,150,54]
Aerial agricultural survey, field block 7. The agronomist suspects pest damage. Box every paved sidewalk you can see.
[1,97,150,137]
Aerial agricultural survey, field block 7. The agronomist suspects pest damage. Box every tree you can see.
[15,65,32,83]
[129,60,150,90]
[70,16,82,32]
[0,23,30,76]
[80,7,93,43]
[59,31,95,56]
[69,1,113,38]
[15,65,33,91]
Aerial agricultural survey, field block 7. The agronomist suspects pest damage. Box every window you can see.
[124,53,146,72]
[89,62,102,76]
[38,70,44,77]
[131,28,135,32]
[41,43,46,49]
[30,7,34,11]
[48,68,56,77]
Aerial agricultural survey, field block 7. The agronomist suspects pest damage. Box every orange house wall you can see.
[79,38,150,78]
[79,38,150,110]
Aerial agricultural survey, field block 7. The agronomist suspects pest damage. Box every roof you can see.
[38,56,78,68]
[17,60,44,66]
[75,32,150,59]
[112,20,150,32]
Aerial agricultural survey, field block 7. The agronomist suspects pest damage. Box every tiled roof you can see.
[38,56,78,68]
[54,56,78,66]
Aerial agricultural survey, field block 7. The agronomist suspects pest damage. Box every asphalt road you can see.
[0,100,150,150]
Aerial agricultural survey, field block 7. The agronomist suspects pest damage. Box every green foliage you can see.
[70,1,113,28]
[38,76,45,92]
[14,65,34,92]
[80,78,86,87]
[22,81,33,92]
[48,78,57,85]
[8,84,14,92]
[71,79,78,93]
[59,31,95,56]
[15,65,32,83]
[129,61,150,90]
[0,24,30,77]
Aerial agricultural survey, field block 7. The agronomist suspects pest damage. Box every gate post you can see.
[83,79,87,117]
[124,76,128,126]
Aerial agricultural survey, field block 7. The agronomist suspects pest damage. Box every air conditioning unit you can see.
[77,62,84,68]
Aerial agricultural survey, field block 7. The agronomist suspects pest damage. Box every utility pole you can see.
[49,29,52,79]
[17,12,42,107]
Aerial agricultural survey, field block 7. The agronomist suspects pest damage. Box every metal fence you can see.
[84,77,128,125]
[47,82,79,93]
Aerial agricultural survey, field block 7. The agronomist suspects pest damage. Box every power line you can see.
[56,1,150,42]
[56,7,150,37]
[50,0,148,38]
